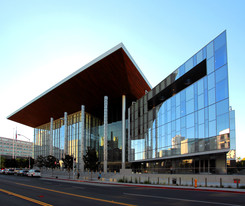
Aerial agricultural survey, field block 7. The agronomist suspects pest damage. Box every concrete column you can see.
[104,96,108,173]
[50,117,53,156]
[80,105,85,173]
[155,112,158,158]
[208,159,210,173]
[64,112,68,156]
[128,108,131,162]
[122,95,126,169]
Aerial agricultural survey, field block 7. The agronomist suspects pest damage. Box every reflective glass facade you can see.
[34,111,125,169]
[129,31,232,163]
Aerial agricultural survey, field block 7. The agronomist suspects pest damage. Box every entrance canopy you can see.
[7,43,151,128]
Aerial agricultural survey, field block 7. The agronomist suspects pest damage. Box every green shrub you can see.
[143,180,151,184]
[118,178,124,183]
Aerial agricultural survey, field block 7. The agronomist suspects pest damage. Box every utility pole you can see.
[18,134,31,169]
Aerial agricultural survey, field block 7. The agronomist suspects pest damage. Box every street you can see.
[0,175,244,206]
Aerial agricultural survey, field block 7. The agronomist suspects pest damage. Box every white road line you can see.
[123,193,241,206]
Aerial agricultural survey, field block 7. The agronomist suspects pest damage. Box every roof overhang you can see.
[7,43,151,128]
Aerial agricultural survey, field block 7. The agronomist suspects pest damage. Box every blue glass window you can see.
[186,99,194,114]
[167,99,171,111]
[214,32,227,70]
[208,88,215,105]
[187,127,194,139]
[217,113,229,135]
[214,32,226,51]
[180,91,186,116]
[167,111,171,122]
[204,89,208,107]
[186,85,194,101]
[171,121,176,131]
[181,128,186,138]
[209,120,216,137]
[208,73,215,90]
[216,79,228,102]
[205,120,209,138]
[194,84,198,111]
[176,106,180,119]
[181,117,186,128]
[203,46,207,59]
[198,109,204,124]
[207,42,214,59]
[179,65,185,77]
[197,50,203,64]
[215,65,227,83]
[193,54,197,66]
[216,99,229,116]
[174,68,180,80]
[198,124,205,138]
[176,119,180,132]
[186,113,194,128]
[176,93,180,106]
[171,108,176,120]
[185,57,194,72]
[198,94,204,110]
[207,57,214,74]
[209,104,216,121]
[198,79,204,95]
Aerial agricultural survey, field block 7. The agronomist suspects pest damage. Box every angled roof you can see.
[7,43,152,128]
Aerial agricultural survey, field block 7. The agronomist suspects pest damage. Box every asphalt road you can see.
[0,175,244,206]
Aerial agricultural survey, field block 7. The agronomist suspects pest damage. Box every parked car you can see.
[17,169,29,176]
[27,169,41,177]
[22,170,29,176]
[14,168,21,175]
[4,169,9,174]
[6,168,15,175]
[0,169,5,174]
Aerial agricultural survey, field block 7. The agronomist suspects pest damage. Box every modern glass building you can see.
[129,31,235,174]
[7,31,235,174]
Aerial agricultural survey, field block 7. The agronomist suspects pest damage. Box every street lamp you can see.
[18,134,31,169]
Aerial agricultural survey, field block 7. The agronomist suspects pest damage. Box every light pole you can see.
[18,134,31,169]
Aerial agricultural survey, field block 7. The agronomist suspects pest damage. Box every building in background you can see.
[0,136,33,159]
[7,31,235,174]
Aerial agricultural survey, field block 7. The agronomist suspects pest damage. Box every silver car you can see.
[27,169,41,177]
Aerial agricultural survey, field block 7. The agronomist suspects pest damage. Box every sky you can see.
[0,0,245,158]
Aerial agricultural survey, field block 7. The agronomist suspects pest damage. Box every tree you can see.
[36,155,45,169]
[4,158,16,168]
[62,154,73,179]
[44,155,59,176]
[83,147,100,179]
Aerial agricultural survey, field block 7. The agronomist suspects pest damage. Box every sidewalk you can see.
[40,172,245,194]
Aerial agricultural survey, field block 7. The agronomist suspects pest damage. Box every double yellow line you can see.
[0,188,52,206]
[16,183,136,206]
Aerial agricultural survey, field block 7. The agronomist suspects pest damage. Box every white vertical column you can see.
[104,96,108,174]
[80,105,85,173]
[122,95,126,169]
[50,117,53,156]
[155,112,158,158]
[128,107,131,162]
[64,112,68,156]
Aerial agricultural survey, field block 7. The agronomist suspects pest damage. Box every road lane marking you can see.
[124,193,241,206]
[0,188,52,206]
[16,183,136,206]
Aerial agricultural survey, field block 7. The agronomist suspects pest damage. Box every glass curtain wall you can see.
[34,111,125,165]
[130,31,230,162]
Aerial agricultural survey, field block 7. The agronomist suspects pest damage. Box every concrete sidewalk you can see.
[40,173,245,194]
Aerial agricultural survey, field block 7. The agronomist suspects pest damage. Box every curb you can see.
[41,176,245,194]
